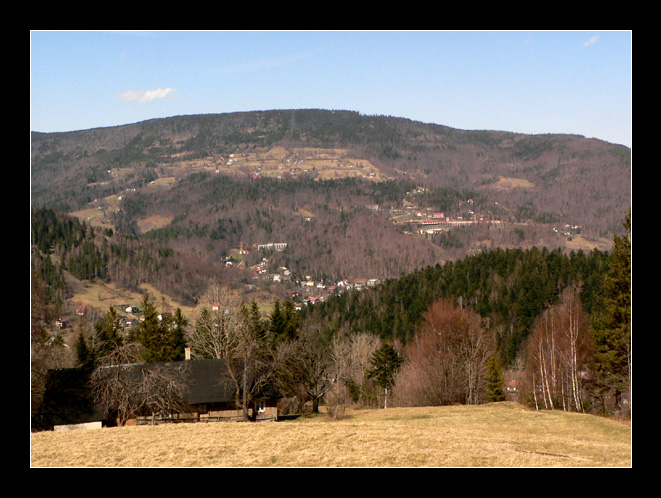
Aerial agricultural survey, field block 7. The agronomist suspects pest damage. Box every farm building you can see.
[35,358,281,430]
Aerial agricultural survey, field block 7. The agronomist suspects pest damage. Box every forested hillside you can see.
[300,246,610,365]
[31,110,631,420]
[31,110,630,295]
[31,207,631,418]
[31,109,630,237]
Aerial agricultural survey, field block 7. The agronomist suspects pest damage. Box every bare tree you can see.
[274,325,334,413]
[188,285,274,421]
[90,342,189,425]
[394,298,493,407]
[226,304,274,421]
[189,285,241,360]
[325,334,352,418]
[525,285,592,412]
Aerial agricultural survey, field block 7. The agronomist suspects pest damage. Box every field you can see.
[30,402,631,467]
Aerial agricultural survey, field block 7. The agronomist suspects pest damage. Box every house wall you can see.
[54,421,103,431]
[255,405,278,421]
[134,400,278,425]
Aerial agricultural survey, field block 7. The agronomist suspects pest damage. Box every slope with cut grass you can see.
[30,402,631,467]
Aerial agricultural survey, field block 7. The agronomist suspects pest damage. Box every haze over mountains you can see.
[31,109,631,305]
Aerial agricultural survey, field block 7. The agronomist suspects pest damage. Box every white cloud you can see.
[583,36,600,47]
[118,87,176,103]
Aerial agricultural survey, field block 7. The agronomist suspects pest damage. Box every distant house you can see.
[257,242,288,252]
[504,380,521,401]
[504,380,519,393]
[36,359,281,430]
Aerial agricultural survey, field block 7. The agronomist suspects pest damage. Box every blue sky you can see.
[30,30,632,147]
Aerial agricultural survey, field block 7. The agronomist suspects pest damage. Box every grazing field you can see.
[30,402,631,467]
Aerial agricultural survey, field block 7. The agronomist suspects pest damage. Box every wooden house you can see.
[36,359,280,430]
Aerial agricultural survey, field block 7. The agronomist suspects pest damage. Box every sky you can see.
[30,30,632,147]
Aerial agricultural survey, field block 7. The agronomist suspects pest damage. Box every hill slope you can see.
[31,109,630,236]
[30,109,630,311]
[30,402,631,467]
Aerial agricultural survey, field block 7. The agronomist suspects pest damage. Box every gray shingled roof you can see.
[38,359,279,428]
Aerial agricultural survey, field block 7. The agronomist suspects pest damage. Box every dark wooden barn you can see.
[36,358,280,430]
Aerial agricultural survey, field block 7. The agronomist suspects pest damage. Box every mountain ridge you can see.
[31,108,630,232]
[31,109,630,304]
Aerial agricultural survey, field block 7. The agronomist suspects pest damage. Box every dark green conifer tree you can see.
[248,300,267,342]
[92,306,124,365]
[268,300,287,347]
[130,294,187,363]
[131,293,161,362]
[75,331,94,369]
[485,356,506,402]
[367,342,403,408]
[591,210,631,416]
[165,308,188,362]
[281,300,299,341]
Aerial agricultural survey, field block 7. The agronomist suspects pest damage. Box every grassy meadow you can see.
[30,402,631,468]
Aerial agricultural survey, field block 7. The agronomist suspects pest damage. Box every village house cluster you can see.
[389,195,503,237]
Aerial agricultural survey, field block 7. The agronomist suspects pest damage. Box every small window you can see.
[255,400,266,413]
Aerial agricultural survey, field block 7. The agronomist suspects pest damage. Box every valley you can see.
[31,110,629,349]
[32,110,631,328]
[31,110,632,430]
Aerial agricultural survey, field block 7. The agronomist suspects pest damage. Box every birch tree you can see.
[526,285,592,412]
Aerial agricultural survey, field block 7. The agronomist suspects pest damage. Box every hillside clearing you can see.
[30,402,631,467]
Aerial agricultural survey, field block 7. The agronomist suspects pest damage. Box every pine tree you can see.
[485,356,506,402]
[592,210,631,416]
[367,342,403,408]
[93,306,124,364]
[130,294,187,363]
[75,331,94,369]
[268,300,287,347]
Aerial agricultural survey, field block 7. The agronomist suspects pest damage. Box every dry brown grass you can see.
[30,403,631,468]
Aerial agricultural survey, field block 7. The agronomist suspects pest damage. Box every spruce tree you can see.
[281,300,299,341]
[268,300,287,347]
[367,342,403,408]
[131,293,161,362]
[75,331,94,369]
[248,300,267,343]
[592,210,631,416]
[130,293,187,363]
[485,356,506,402]
[164,307,188,362]
[93,306,124,364]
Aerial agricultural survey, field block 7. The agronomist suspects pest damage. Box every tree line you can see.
[71,210,629,420]
[70,287,394,423]
[32,206,630,421]
[301,243,610,365]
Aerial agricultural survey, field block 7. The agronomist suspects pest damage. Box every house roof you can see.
[180,358,239,405]
[39,368,107,427]
[38,358,279,427]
